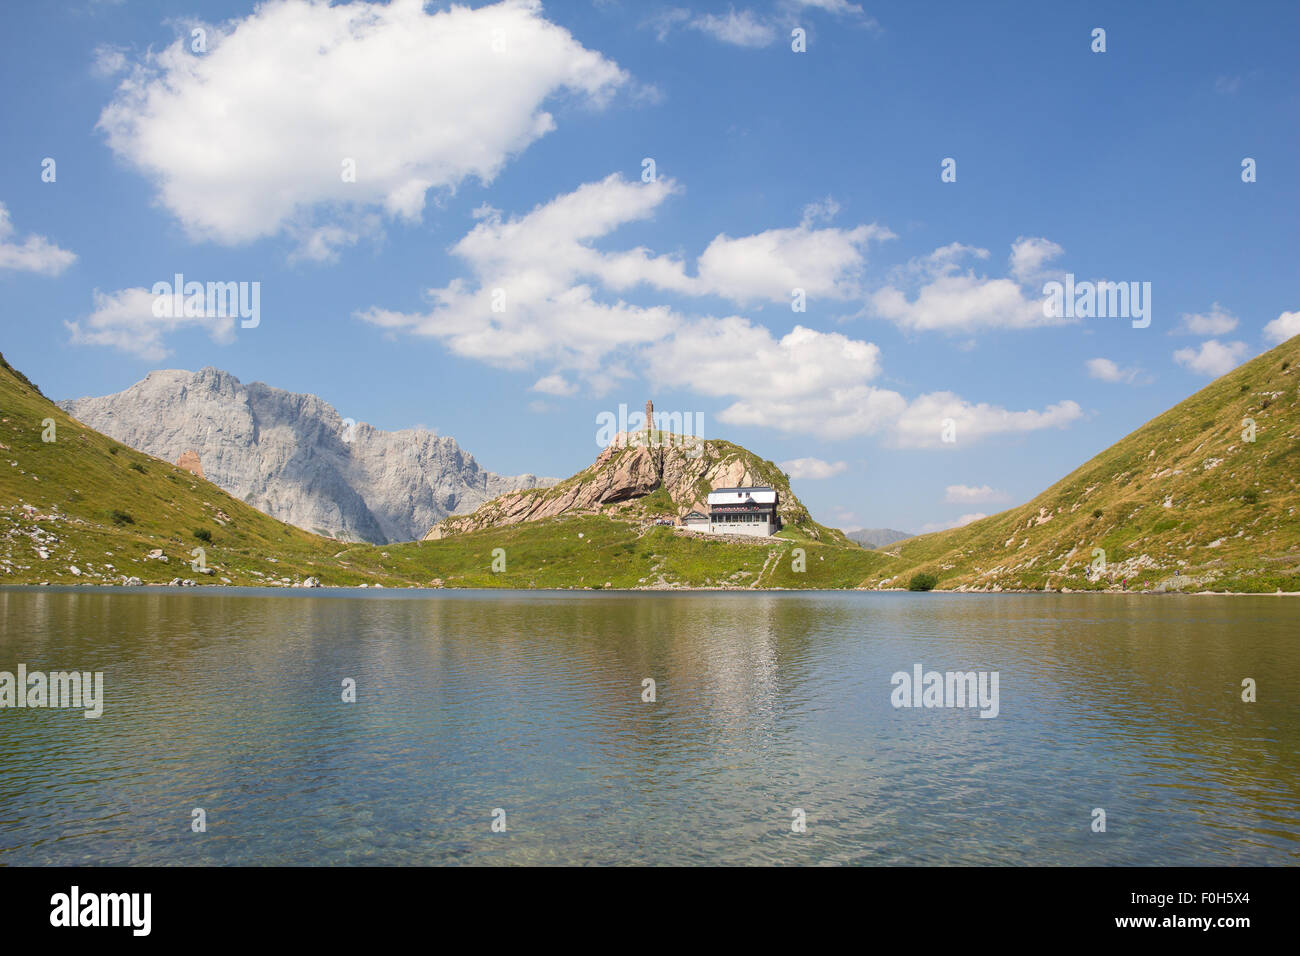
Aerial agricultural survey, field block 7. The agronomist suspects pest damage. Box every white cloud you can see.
[801,196,841,226]
[359,173,892,378]
[920,512,987,534]
[1008,236,1064,285]
[98,0,629,255]
[1262,310,1300,345]
[696,220,892,304]
[868,239,1065,333]
[892,392,1083,448]
[649,316,1081,444]
[0,202,77,276]
[1173,339,1250,377]
[357,174,687,376]
[90,44,128,78]
[944,484,1009,505]
[65,287,234,361]
[1086,357,1144,384]
[780,457,849,479]
[691,9,777,47]
[356,174,1081,448]
[647,317,905,439]
[1177,302,1238,336]
[532,374,577,396]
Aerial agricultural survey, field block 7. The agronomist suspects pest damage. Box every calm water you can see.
[0,588,1295,866]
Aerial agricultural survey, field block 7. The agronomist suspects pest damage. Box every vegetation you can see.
[4,331,1299,593]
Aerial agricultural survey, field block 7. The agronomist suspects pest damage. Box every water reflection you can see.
[0,588,1295,865]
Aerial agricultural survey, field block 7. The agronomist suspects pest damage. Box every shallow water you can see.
[0,588,1295,865]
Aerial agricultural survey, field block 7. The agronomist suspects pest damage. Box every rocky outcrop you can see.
[59,368,552,544]
[176,449,205,479]
[426,432,824,540]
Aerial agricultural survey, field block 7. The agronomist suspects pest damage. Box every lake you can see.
[0,588,1295,865]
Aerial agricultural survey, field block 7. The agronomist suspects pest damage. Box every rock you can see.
[303,576,321,588]
[176,449,205,479]
[59,367,554,543]
[426,434,809,540]
[146,548,167,562]
[123,576,143,586]
[69,565,81,576]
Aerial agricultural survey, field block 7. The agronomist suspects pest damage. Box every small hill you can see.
[425,431,849,544]
[866,334,1300,593]
[846,528,913,550]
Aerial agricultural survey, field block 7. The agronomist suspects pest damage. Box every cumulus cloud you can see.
[1086,357,1145,384]
[1008,236,1064,285]
[0,202,77,276]
[97,0,629,256]
[780,457,849,479]
[868,239,1065,333]
[696,220,892,304]
[66,287,234,361]
[1262,310,1300,345]
[647,317,905,439]
[892,392,1082,448]
[1173,339,1250,377]
[944,484,1009,505]
[648,316,1081,444]
[358,173,1081,447]
[1177,302,1238,336]
[357,174,688,375]
[358,173,891,378]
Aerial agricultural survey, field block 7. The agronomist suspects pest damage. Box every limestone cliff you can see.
[59,368,552,543]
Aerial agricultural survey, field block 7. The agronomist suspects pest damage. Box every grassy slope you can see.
[0,354,884,588]
[8,336,1296,594]
[865,334,1300,593]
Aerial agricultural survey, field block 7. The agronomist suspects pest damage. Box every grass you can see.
[0,353,886,590]
[859,334,1300,593]
[6,334,1300,594]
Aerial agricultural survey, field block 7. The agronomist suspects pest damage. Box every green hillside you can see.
[864,334,1300,593]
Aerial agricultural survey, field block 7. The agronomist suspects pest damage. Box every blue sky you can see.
[1,0,1296,534]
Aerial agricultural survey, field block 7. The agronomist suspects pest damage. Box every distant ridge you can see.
[846,528,913,550]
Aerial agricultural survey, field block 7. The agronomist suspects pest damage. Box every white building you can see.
[704,486,780,536]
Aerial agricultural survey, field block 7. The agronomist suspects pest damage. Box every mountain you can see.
[0,353,885,590]
[0,351,408,588]
[846,528,913,550]
[58,367,552,544]
[424,431,849,544]
[865,334,1300,592]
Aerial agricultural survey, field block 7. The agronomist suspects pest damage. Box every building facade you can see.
[704,487,780,536]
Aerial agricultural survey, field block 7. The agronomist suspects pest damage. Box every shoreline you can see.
[1,582,1297,597]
